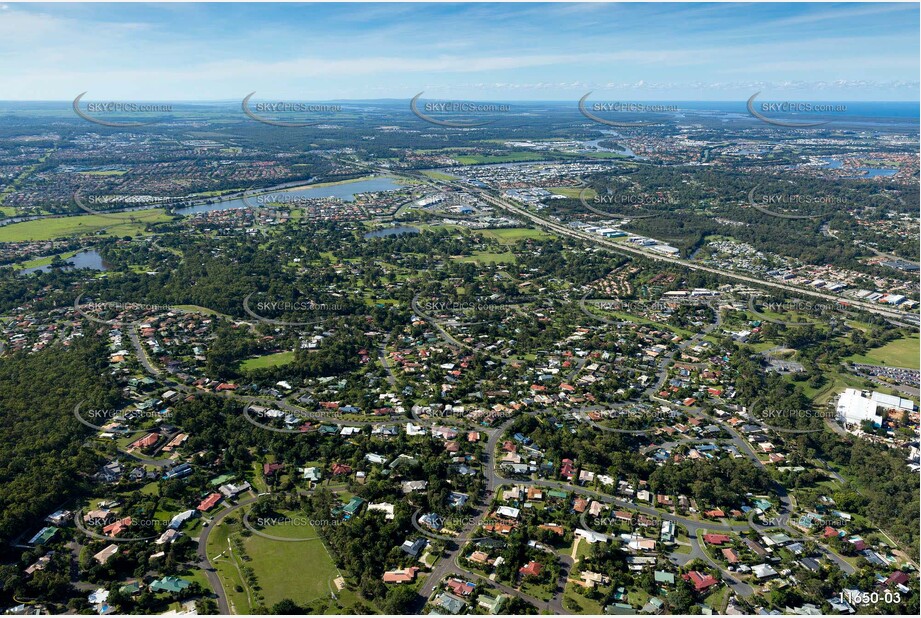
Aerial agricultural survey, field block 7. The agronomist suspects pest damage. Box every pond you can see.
[19,249,110,275]
[363,226,420,239]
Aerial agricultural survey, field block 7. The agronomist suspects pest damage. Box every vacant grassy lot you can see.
[453,152,545,165]
[419,170,458,181]
[549,187,590,199]
[0,209,170,242]
[474,227,551,244]
[846,334,920,369]
[78,170,127,176]
[240,350,296,371]
[455,251,516,265]
[208,509,341,612]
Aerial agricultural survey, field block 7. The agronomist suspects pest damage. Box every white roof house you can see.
[575,528,610,543]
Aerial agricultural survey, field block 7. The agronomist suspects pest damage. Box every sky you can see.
[0,2,918,101]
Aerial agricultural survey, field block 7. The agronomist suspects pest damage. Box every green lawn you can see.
[208,509,342,612]
[79,170,127,176]
[626,588,651,608]
[549,187,590,199]
[455,251,516,265]
[520,579,554,602]
[846,334,920,369]
[173,304,220,315]
[703,585,729,612]
[240,350,296,371]
[453,152,545,165]
[0,209,170,241]
[474,227,551,244]
[563,582,605,614]
[419,170,457,181]
[9,251,81,270]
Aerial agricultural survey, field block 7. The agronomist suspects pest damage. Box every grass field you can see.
[208,509,342,612]
[549,187,590,199]
[9,251,80,270]
[453,152,546,165]
[563,582,605,614]
[846,334,919,369]
[419,170,457,181]
[173,304,216,314]
[240,350,296,371]
[455,251,516,265]
[79,170,127,176]
[0,206,17,217]
[474,227,551,244]
[0,209,170,242]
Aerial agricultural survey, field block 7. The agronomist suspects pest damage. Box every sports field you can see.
[474,227,551,244]
[208,509,341,612]
[847,334,920,369]
[0,209,170,242]
[240,350,296,371]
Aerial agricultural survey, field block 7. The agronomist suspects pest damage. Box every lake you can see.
[19,249,110,275]
[363,226,420,239]
[174,177,403,216]
[858,168,898,178]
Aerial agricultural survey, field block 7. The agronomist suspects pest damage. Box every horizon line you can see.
[3,98,920,104]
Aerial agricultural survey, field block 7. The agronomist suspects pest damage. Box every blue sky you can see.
[1,2,918,101]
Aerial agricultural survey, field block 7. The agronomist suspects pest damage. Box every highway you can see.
[392,166,915,328]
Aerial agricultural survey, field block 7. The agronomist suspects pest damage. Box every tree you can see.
[270,599,306,614]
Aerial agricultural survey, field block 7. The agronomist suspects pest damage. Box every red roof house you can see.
[683,571,719,592]
[263,462,284,477]
[519,561,543,578]
[331,463,352,476]
[103,517,132,537]
[197,493,222,512]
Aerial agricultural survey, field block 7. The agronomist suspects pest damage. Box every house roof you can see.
[683,571,719,592]
[382,567,419,583]
[197,493,222,512]
[519,561,543,577]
